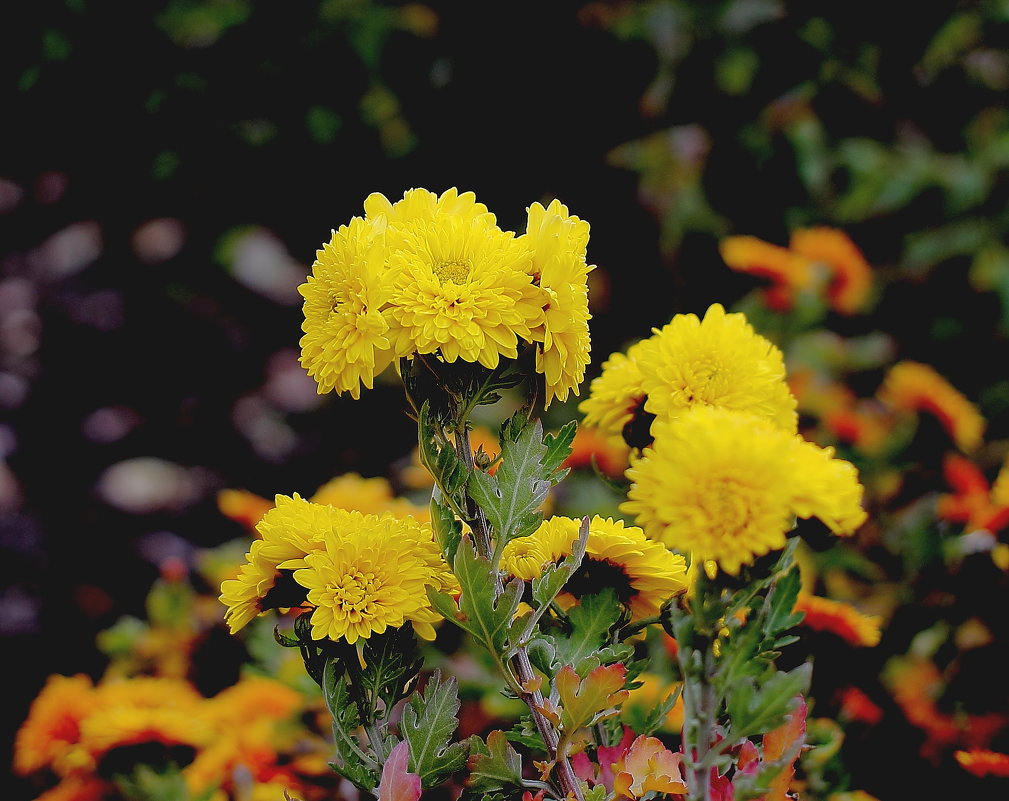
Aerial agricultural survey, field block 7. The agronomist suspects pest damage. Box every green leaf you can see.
[763,564,804,640]
[430,493,463,565]
[429,538,522,654]
[556,663,629,732]
[468,416,559,543]
[542,421,577,477]
[418,402,471,504]
[358,628,424,723]
[466,730,523,792]
[505,716,546,751]
[630,684,682,737]
[725,664,811,740]
[401,672,469,790]
[323,659,380,791]
[554,589,624,669]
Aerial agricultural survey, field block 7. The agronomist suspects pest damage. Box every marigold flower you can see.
[790,227,872,315]
[519,199,594,406]
[80,678,212,758]
[580,304,797,448]
[837,686,883,725]
[878,361,985,452]
[14,674,96,776]
[719,235,812,311]
[500,515,687,620]
[955,748,1009,778]
[291,510,453,643]
[622,407,866,575]
[31,776,109,801]
[795,592,882,647]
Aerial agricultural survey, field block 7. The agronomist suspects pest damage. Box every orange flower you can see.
[32,776,109,801]
[218,489,274,529]
[955,749,1009,778]
[878,361,985,452]
[611,735,688,799]
[719,235,811,311]
[789,227,872,314]
[836,686,883,725]
[936,454,1009,533]
[795,593,882,647]
[884,657,960,758]
[14,674,96,776]
[562,424,630,478]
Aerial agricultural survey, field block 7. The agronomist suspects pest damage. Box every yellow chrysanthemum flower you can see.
[578,346,649,445]
[299,216,396,398]
[519,200,594,406]
[219,494,334,634]
[634,303,797,431]
[500,515,687,620]
[877,360,985,452]
[291,511,452,644]
[581,304,796,448]
[366,189,543,369]
[622,407,866,576]
[14,674,96,776]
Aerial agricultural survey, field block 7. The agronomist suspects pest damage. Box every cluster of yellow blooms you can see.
[219,494,456,643]
[581,303,867,575]
[15,674,327,801]
[299,188,593,406]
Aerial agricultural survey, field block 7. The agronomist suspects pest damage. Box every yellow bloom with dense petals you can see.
[291,511,451,644]
[299,216,396,398]
[581,304,796,448]
[14,674,96,776]
[579,346,649,444]
[634,303,797,432]
[219,494,334,634]
[500,515,687,620]
[80,678,211,758]
[622,407,866,575]
[519,200,594,406]
[878,360,985,452]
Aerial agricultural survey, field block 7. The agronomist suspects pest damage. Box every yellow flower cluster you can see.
[580,303,796,447]
[623,407,866,575]
[15,673,325,801]
[300,188,593,406]
[219,494,455,643]
[500,515,687,620]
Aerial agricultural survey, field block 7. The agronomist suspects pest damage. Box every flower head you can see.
[790,227,872,314]
[622,407,866,575]
[955,749,1009,778]
[878,361,984,451]
[500,515,687,620]
[292,511,453,643]
[719,235,812,311]
[519,200,594,406]
[581,304,796,449]
[14,674,96,776]
[795,592,882,647]
[299,216,396,398]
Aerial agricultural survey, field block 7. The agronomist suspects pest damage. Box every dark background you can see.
[4,2,1009,798]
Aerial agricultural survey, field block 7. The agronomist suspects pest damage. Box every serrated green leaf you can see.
[468,416,553,543]
[542,421,577,478]
[429,538,522,654]
[323,660,380,791]
[401,671,468,789]
[726,664,811,740]
[554,589,624,669]
[505,717,546,751]
[430,493,463,566]
[466,730,523,792]
[763,564,804,640]
[636,684,682,736]
[357,628,423,724]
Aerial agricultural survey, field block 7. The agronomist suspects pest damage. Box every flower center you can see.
[332,570,379,613]
[432,259,471,285]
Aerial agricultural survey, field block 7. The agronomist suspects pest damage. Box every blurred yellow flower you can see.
[14,674,96,777]
[622,407,866,575]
